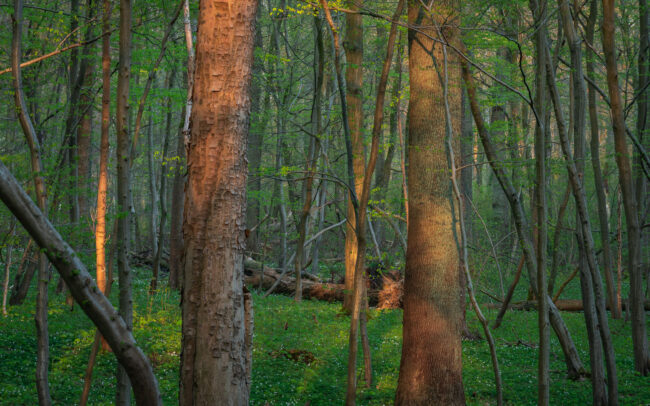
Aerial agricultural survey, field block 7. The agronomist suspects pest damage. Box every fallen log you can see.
[483,299,650,312]
[244,258,403,308]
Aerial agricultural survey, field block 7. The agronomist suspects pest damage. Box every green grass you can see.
[0,268,648,405]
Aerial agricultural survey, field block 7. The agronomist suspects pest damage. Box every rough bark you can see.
[395,3,465,404]
[179,1,257,404]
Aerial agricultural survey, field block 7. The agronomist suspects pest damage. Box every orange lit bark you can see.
[395,2,465,404]
[179,1,257,404]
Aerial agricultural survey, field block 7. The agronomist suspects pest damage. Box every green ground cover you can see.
[0,267,648,405]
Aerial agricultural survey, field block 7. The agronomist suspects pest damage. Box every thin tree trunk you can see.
[546,5,618,400]
[586,0,619,319]
[342,0,366,314]
[493,255,524,329]
[0,162,162,405]
[168,0,194,291]
[147,114,159,274]
[531,1,549,402]
[116,0,134,402]
[130,0,183,157]
[602,0,649,375]
[295,15,324,302]
[179,1,257,404]
[2,220,15,316]
[548,183,571,294]
[461,44,587,379]
[151,72,174,294]
[95,0,112,351]
[11,2,51,403]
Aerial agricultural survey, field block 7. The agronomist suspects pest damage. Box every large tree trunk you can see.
[601,0,650,375]
[395,3,465,404]
[116,0,134,402]
[179,1,257,404]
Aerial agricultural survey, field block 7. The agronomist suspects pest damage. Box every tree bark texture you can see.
[343,0,366,314]
[395,3,465,405]
[179,1,257,405]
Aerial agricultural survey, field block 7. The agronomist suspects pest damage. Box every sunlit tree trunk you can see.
[343,0,366,313]
[395,2,465,404]
[95,0,112,351]
[179,1,257,404]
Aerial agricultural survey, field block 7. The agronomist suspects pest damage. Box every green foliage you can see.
[1,269,649,405]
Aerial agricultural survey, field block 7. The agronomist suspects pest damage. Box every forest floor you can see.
[0,267,649,405]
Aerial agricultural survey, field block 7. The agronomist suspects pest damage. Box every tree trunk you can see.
[530,1,549,402]
[461,43,586,379]
[179,1,257,404]
[168,0,194,291]
[11,1,51,403]
[116,0,134,402]
[2,221,15,316]
[395,3,465,404]
[546,5,618,400]
[586,0,619,319]
[0,161,162,405]
[294,15,324,302]
[602,0,649,375]
[342,0,366,314]
[95,0,112,351]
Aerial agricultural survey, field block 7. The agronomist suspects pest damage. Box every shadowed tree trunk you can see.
[179,1,257,404]
[11,1,51,403]
[461,43,587,380]
[168,0,194,291]
[395,2,465,404]
[116,0,134,402]
[602,0,650,375]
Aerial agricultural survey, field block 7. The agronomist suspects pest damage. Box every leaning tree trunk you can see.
[11,1,51,403]
[179,1,257,404]
[0,162,161,405]
[601,0,649,375]
[460,43,586,380]
[395,3,465,405]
